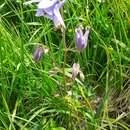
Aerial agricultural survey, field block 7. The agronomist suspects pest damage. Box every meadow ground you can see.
[0,0,130,130]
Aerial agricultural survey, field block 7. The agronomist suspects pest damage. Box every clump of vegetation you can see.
[0,0,130,129]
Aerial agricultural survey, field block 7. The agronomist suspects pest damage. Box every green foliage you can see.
[0,0,130,129]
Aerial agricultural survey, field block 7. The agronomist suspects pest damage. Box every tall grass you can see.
[0,0,130,129]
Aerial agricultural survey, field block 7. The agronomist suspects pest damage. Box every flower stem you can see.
[61,8,67,90]
[62,28,67,88]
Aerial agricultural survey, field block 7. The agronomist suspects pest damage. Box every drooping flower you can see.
[25,0,66,30]
[33,44,49,61]
[75,26,90,51]
[72,63,80,80]
[33,45,43,61]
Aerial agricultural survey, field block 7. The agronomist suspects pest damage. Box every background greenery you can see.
[0,0,130,129]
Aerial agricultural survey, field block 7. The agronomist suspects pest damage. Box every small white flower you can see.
[67,91,72,96]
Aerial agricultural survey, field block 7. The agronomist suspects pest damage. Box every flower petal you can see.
[33,45,43,61]
[56,0,66,9]
[84,28,90,46]
[38,0,58,9]
[32,0,41,2]
[37,0,58,19]
[35,8,44,16]
[72,63,80,79]
[76,27,83,40]
[36,8,53,19]
[76,27,85,50]
[75,26,90,50]
[53,4,65,28]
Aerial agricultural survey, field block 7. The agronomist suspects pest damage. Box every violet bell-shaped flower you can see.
[33,44,49,61]
[25,0,66,30]
[33,45,43,61]
[75,26,90,51]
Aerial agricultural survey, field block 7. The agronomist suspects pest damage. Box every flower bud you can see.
[72,63,80,80]
[33,45,43,61]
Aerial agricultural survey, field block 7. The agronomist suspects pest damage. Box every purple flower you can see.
[26,0,66,30]
[75,26,90,51]
[33,45,43,61]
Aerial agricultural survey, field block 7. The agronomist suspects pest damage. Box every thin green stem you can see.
[61,7,67,90]
[62,28,67,89]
